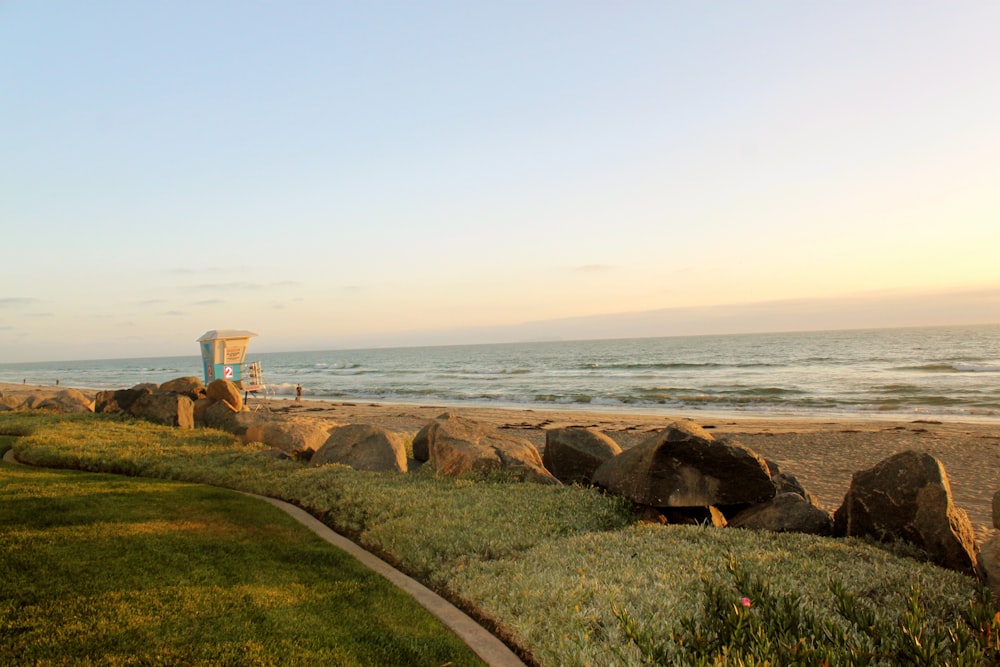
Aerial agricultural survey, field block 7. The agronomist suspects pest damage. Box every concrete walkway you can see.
[2,448,527,667]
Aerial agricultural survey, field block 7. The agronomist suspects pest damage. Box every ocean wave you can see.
[952,363,1000,372]
[895,363,1000,373]
[577,361,784,371]
[457,368,532,375]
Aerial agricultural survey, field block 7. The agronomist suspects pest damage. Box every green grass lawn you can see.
[0,460,484,666]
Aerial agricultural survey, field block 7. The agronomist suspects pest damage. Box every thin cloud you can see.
[0,297,39,307]
[165,266,249,275]
[193,299,226,306]
[163,310,187,316]
[573,264,613,273]
[180,282,265,292]
[180,280,297,292]
[25,312,54,318]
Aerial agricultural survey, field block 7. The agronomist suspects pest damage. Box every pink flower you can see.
[740,597,752,608]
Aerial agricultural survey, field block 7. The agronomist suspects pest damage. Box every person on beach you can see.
[295,384,302,401]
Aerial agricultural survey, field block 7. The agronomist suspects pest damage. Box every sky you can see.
[2,2,999,362]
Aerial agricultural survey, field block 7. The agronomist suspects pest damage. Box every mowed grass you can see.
[0,461,484,666]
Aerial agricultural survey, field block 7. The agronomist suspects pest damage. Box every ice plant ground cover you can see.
[2,412,998,666]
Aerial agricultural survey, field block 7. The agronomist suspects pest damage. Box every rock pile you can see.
[0,388,94,413]
[27,375,994,583]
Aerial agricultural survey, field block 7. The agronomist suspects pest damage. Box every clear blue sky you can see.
[2,2,999,362]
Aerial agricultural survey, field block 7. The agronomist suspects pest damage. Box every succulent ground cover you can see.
[3,412,997,666]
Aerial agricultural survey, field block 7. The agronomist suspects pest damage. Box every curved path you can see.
[2,449,527,667]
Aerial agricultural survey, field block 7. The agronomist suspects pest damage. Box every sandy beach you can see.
[3,381,998,541]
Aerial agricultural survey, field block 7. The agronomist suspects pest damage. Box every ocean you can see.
[2,325,999,421]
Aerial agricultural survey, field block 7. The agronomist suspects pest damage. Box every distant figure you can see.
[23,378,26,384]
[295,384,303,402]
[55,379,60,386]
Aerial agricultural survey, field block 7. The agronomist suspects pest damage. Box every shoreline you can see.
[3,381,998,542]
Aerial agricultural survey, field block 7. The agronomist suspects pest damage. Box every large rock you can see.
[192,397,212,425]
[244,419,334,457]
[34,389,94,414]
[412,422,433,462]
[978,534,1000,599]
[158,376,207,400]
[202,400,255,435]
[95,386,154,414]
[24,389,94,414]
[543,427,622,485]
[312,424,408,473]
[764,458,817,505]
[421,413,558,484]
[206,379,243,412]
[130,393,194,428]
[0,395,22,411]
[94,390,119,414]
[728,493,833,536]
[23,392,55,409]
[833,451,978,575]
[591,420,774,507]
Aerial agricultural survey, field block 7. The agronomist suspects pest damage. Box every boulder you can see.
[94,390,121,414]
[244,419,334,457]
[977,534,1000,599]
[158,376,207,400]
[543,427,622,485]
[412,422,433,462]
[833,451,978,575]
[130,393,194,429]
[729,493,833,536]
[95,386,154,414]
[34,389,94,414]
[192,397,212,425]
[591,420,774,508]
[206,379,243,412]
[421,413,558,484]
[0,395,22,411]
[202,400,255,435]
[312,424,408,473]
[764,458,817,504]
[23,392,54,409]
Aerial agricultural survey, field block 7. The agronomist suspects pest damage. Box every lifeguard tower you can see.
[196,329,266,396]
